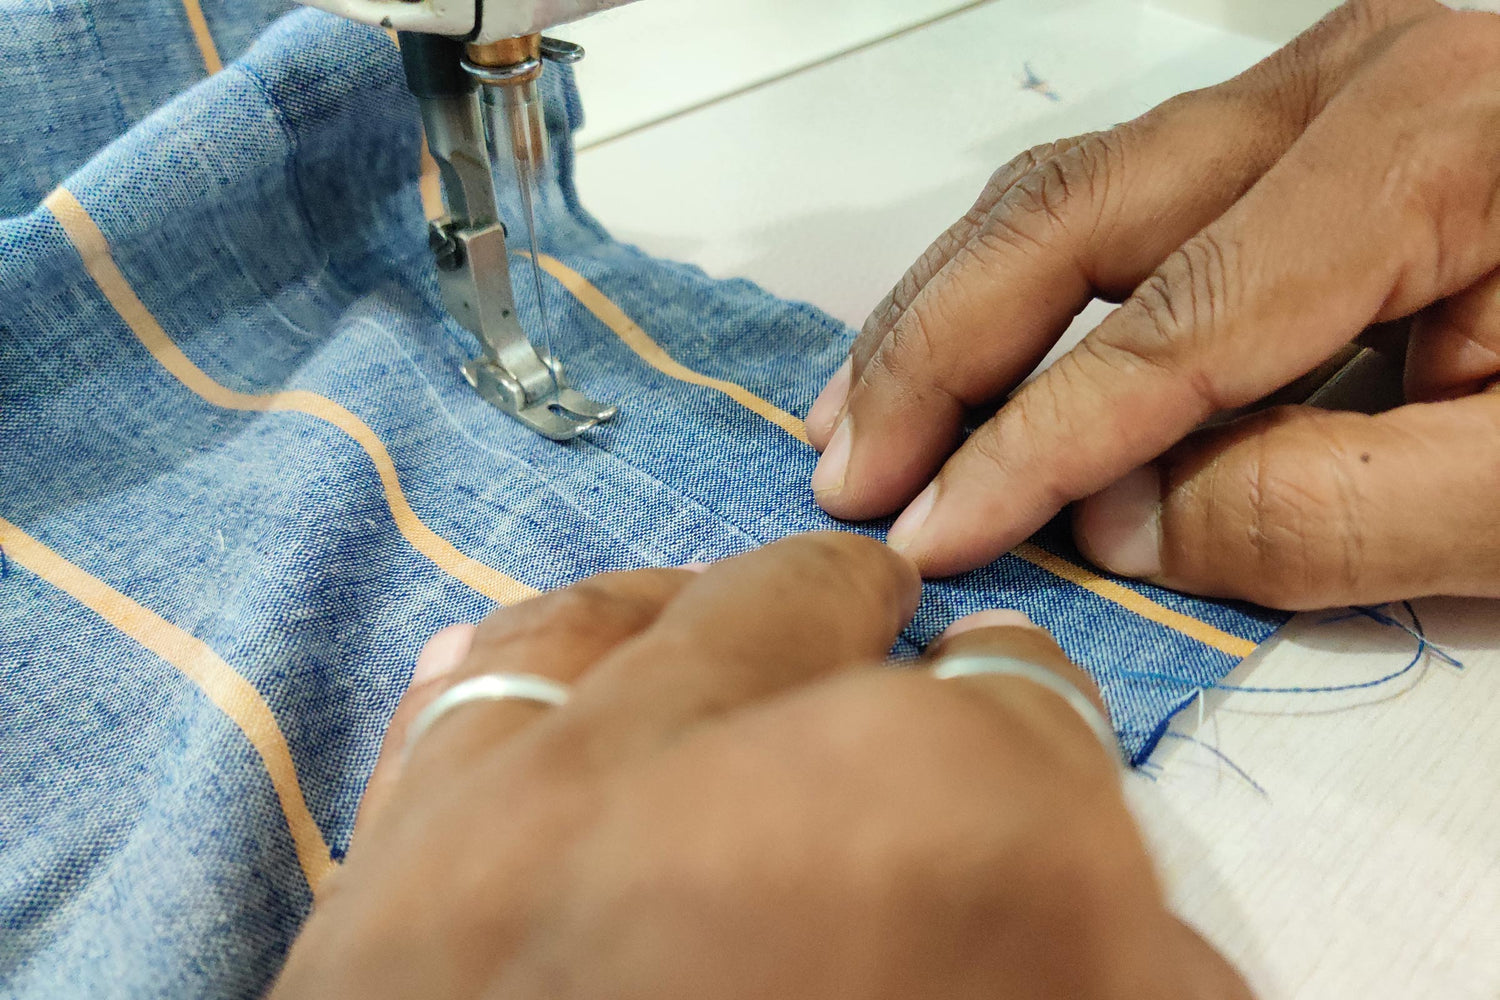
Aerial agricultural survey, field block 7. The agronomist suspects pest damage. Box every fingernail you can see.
[411,624,475,685]
[807,357,853,441]
[887,482,937,552]
[677,561,711,574]
[941,609,1036,639]
[811,417,853,496]
[1077,465,1163,578]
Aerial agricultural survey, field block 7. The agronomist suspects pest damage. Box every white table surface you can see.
[555,1,1500,996]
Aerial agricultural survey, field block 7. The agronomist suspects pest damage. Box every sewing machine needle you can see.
[503,79,559,396]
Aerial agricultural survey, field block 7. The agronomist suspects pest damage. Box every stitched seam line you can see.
[534,255,811,443]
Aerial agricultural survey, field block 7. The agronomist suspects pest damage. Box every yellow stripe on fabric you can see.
[529,252,1252,655]
[44,188,537,607]
[1013,542,1256,658]
[534,255,812,444]
[418,145,445,222]
[0,516,335,890]
[179,0,223,75]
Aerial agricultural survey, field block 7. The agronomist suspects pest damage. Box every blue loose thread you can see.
[1160,732,1269,797]
[1118,602,1461,695]
[1020,62,1062,102]
[1145,603,1460,794]
[1341,605,1463,668]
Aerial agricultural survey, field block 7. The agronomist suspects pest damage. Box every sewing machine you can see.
[305,0,642,440]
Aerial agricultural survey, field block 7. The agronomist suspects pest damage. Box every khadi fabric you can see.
[0,6,1285,996]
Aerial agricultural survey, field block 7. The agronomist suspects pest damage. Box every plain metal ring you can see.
[461,56,542,86]
[931,654,1120,763]
[403,672,571,761]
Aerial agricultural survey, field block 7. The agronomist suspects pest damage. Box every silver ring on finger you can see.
[403,673,572,761]
[931,654,1119,763]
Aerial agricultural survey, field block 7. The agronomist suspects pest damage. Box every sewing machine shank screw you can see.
[428,221,465,272]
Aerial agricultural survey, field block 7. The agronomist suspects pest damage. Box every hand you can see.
[271,535,1248,1000]
[807,0,1500,610]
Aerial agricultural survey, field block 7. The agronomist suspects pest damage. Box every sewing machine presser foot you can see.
[462,353,617,441]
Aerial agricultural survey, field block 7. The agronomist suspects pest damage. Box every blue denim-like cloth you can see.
[0,5,1288,996]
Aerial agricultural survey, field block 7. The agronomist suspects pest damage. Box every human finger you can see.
[353,623,477,838]
[1166,920,1257,1000]
[932,610,1105,713]
[396,569,697,778]
[559,533,921,762]
[1074,395,1500,609]
[805,136,1090,447]
[886,11,1500,577]
[1408,266,1500,401]
[925,613,1117,771]
[811,112,1282,516]
[809,0,1441,512]
[920,620,1256,997]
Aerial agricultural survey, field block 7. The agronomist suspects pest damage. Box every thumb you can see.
[1072,395,1500,609]
[1408,265,1500,402]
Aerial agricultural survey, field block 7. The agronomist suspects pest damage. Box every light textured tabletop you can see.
[557,1,1500,996]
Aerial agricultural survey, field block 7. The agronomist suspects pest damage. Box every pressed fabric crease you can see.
[0,6,1287,996]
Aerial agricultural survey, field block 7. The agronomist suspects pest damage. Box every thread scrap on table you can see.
[1020,62,1062,101]
[1160,731,1269,797]
[1321,605,1464,668]
[1118,602,1460,696]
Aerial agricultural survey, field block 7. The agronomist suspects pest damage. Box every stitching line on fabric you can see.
[44,187,537,609]
[533,255,812,444]
[534,253,1256,660]
[0,515,335,890]
[363,317,766,564]
[179,0,223,75]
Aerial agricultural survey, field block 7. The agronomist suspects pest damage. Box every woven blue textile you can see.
[0,6,1287,996]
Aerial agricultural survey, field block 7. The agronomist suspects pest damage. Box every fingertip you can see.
[834,527,923,582]
[1073,465,1164,579]
[811,360,971,524]
[793,530,924,621]
[885,541,926,619]
[926,612,1107,718]
[411,623,478,687]
[941,609,1034,638]
[886,482,937,554]
[356,622,478,844]
[810,416,853,498]
[882,480,1020,580]
[806,357,853,448]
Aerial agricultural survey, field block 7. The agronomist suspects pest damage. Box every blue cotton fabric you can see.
[0,6,1287,996]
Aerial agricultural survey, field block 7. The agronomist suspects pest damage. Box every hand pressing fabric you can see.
[270,534,1248,1000]
[807,0,1500,610]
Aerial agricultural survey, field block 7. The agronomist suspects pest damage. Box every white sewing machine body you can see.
[300,0,644,439]
[308,0,638,42]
